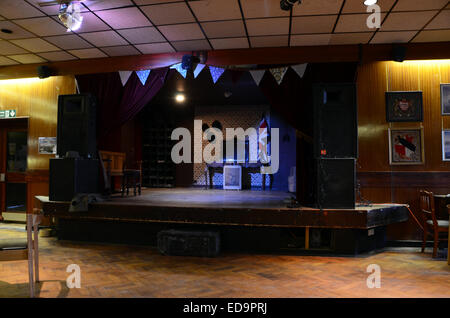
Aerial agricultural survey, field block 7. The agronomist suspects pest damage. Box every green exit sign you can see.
[0,110,16,118]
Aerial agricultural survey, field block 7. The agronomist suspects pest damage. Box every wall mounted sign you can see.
[388,128,424,165]
[442,130,450,161]
[0,109,16,118]
[441,84,450,115]
[385,91,423,122]
[38,137,57,154]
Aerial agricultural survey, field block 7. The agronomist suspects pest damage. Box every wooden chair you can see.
[0,212,41,297]
[122,161,142,196]
[419,190,449,258]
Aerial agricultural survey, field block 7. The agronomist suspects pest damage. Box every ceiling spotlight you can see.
[364,0,377,5]
[58,2,84,32]
[175,93,186,103]
[280,0,301,11]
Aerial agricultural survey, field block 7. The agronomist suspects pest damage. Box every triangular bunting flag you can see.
[209,66,225,84]
[136,69,151,85]
[249,70,265,86]
[170,63,187,78]
[269,67,288,85]
[291,63,308,78]
[194,64,205,78]
[118,70,132,86]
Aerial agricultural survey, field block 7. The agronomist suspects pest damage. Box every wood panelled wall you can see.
[0,76,76,217]
[357,60,450,240]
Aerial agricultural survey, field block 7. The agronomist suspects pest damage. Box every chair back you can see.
[419,190,438,228]
[98,151,111,194]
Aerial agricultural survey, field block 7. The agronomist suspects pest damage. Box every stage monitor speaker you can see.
[316,158,355,209]
[57,94,97,159]
[49,158,99,201]
[314,83,357,159]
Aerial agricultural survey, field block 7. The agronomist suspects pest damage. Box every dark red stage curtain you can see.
[75,68,172,150]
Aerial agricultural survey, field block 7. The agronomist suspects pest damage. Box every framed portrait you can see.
[388,128,424,165]
[442,130,450,161]
[441,84,450,115]
[385,91,423,122]
[223,165,242,190]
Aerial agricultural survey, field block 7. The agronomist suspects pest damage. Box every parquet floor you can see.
[0,224,449,298]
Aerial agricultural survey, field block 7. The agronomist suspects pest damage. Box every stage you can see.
[35,188,409,229]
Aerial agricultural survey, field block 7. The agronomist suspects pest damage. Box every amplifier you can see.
[157,230,220,257]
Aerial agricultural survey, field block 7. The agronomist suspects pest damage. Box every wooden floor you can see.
[0,223,449,298]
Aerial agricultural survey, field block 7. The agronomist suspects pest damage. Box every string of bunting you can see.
[117,63,308,87]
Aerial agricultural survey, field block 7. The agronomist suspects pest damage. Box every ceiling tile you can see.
[0,21,35,40]
[370,31,417,44]
[329,32,373,45]
[342,0,395,13]
[38,51,77,61]
[27,0,89,15]
[249,35,288,48]
[10,38,60,53]
[246,18,290,36]
[0,56,19,66]
[241,0,290,18]
[210,37,249,50]
[412,29,450,43]
[14,17,68,36]
[425,10,450,30]
[68,48,108,59]
[291,15,337,34]
[141,3,195,25]
[101,45,141,57]
[0,16,5,20]
[171,39,211,51]
[44,34,93,50]
[188,0,241,21]
[393,0,448,11]
[85,0,134,11]
[80,31,128,47]
[335,13,386,33]
[293,0,344,16]
[201,20,246,38]
[158,23,204,41]
[135,42,175,54]
[382,11,438,31]
[74,12,111,33]
[95,7,152,29]
[118,27,165,44]
[135,0,184,4]
[291,34,331,46]
[8,54,47,64]
[0,40,28,55]
[0,0,44,19]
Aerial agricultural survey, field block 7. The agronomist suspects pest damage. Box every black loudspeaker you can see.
[37,65,52,79]
[316,158,355,209]
[313,83,357,159]
[49,158,99,201]
[57,94,97,158]
[392,45,406,62]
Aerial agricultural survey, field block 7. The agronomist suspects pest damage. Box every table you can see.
[205,162,273,190]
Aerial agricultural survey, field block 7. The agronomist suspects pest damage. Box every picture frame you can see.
[385,91,423,122]
[441,84,450,115]
[38,137,57,154]
[223,165,242,190]
[388,128,424,165]
[442,130,450,161]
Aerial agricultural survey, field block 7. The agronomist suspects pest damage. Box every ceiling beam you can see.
[0,42,449,80]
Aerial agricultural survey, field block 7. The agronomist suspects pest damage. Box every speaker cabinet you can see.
[49,158,99,201]
[316,158,355,209]
[57,94,97,159]
[313,83,357,159]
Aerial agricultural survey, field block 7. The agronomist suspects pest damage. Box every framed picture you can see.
[38,137,57,154]
[385,91,423,122]
[442,130,450,161]
[223,165,242,190]
[441,84,450,115]
[388,128,424,165]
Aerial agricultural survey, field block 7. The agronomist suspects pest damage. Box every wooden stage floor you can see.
[0,223,449,298]
[37,188,409,229]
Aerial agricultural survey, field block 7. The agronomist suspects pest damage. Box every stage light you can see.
[175,93,186,103]
[58,2,84,32]
[280,0,301,11]
[364,0,377,5]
